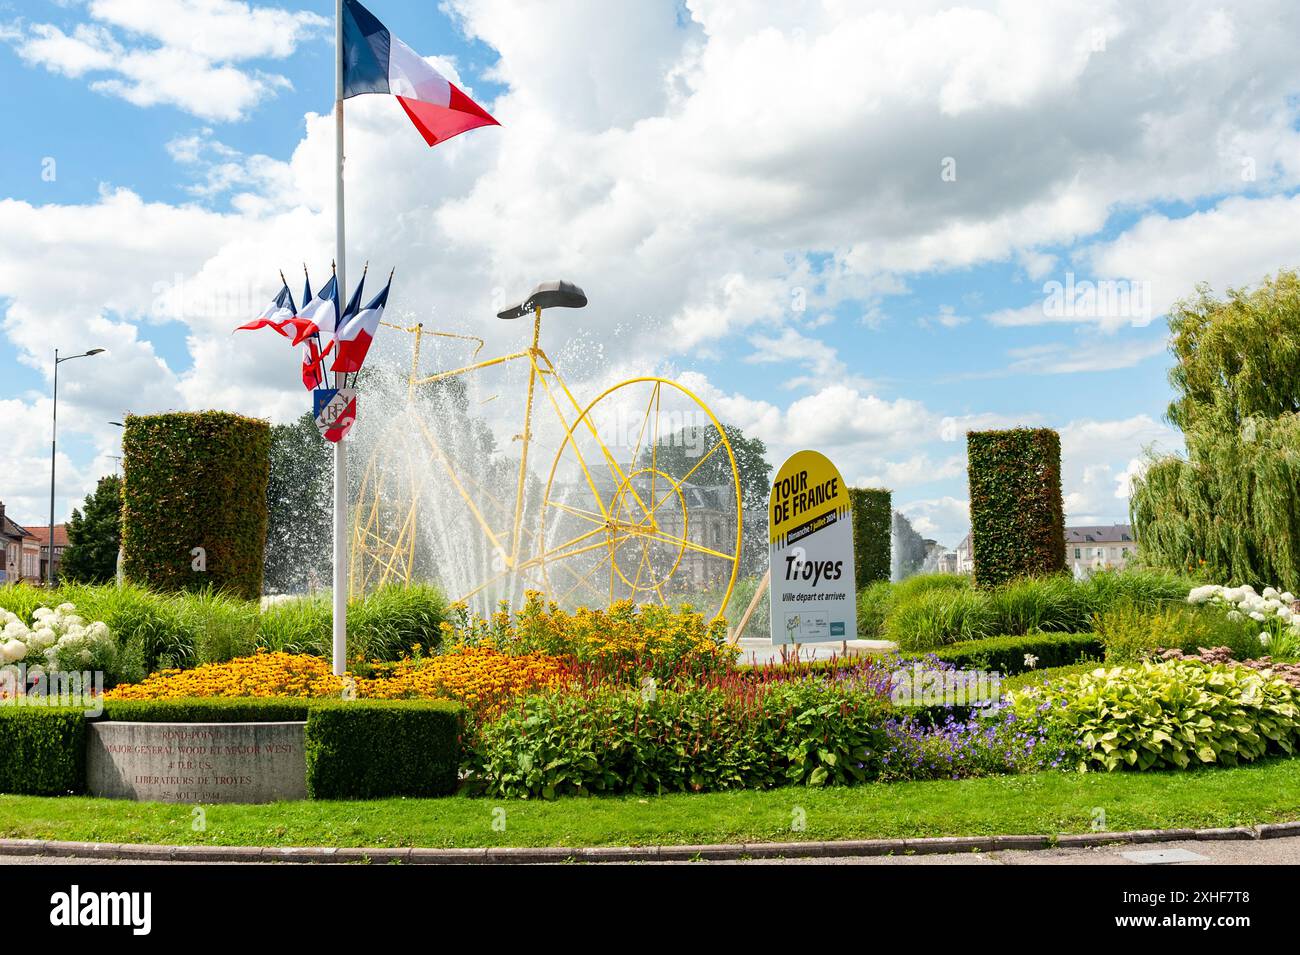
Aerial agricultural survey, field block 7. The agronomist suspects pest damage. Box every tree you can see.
[60,475,122,584]
[264,412,332,593]
[1167,272,1300,434]
[1133,270,1300,589]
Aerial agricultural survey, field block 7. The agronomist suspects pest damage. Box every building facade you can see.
[1064,524,1136,573]
[0,502,42,584]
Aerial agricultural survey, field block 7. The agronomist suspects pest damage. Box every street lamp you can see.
[47,347,106,585]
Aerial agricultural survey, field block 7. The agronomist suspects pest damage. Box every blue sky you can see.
[2,0,1299,550]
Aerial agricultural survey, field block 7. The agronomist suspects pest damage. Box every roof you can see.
[1,515,33,541]
[1065,523,1133,544]
[26,524,70,548]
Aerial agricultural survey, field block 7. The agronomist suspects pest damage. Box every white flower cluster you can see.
[1187,583,1298,647]
[0,603,112,679]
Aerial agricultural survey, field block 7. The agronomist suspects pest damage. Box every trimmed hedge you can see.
[100,697,312,723]
[848,487,891,588]
[966,428,1066,587]
[0,698,465,800]
[122,411,271,600]
[305,700,464,799]
[0,706,87,795]
[900,632,1104,675]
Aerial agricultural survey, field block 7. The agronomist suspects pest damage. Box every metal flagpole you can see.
[331,0,348,677]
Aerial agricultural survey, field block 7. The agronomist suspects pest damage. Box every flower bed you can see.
[442,592,736,683]
[103,647,570,720]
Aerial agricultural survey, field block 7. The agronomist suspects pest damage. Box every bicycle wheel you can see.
[537,377,742,621]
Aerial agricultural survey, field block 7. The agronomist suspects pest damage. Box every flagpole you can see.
[331,0,348,678]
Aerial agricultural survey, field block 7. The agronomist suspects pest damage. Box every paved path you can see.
[3,835,1297,865]
[734,638,895,664]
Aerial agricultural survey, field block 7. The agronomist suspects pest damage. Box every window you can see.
[1074,548,1081,559]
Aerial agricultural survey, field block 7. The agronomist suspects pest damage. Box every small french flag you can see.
[237,281,296,337]
[332,270,392,374]
[342,0,499,147]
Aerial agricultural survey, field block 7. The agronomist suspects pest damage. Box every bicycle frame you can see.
[367,307,617,604]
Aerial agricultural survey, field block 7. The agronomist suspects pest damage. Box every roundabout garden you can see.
[4,567,1300,851]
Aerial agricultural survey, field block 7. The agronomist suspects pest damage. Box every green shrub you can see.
[122,410,271,600]
[848,487,891,588]
[0,706,86,795]
[469,680,892,798]
[257,585,447,662]
[1007,659,1300,771]
[1095,601,1264,664]
[966,428,1066,587]
[900,632,1104,675]
[1000,661,1104,693]
[305,699,464,799]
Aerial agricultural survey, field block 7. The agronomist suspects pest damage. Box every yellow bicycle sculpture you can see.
[348,280,743,621]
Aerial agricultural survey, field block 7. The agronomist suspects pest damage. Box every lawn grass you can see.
[3,758,1299,849]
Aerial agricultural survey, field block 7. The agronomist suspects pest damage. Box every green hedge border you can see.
[0,697,465,800]
[967,428,1066,587]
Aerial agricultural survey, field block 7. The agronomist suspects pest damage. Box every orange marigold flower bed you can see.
[103,647,570,718]
[104,650,343,700]
[359,647,570,716]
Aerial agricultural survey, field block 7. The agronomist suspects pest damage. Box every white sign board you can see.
[768,449,857,644]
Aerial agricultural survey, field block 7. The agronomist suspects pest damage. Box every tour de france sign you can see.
[768,450,857,645]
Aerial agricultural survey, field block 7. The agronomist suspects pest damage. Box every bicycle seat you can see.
[497,280,587,319]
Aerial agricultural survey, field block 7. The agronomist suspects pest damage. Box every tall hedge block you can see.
[966,428,1065,587]
[122,411,271,600]
[848,487,891,588]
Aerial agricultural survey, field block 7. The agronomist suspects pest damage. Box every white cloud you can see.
[1001,337,1169,375]
[1058,414,1180,523]
[1083,194,1300,318]
[3,0,1298,532]
[9,0,325,121]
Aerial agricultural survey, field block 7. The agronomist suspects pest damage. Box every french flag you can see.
[302,337,332,390]
[287,272,340,346]
[237,282,296,337]
[332,270,392,374]
[342,0,499,147]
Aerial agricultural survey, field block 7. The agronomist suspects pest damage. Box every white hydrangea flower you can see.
[1260,633,1273,648]
[0,640,27,663]
[55,602,75,614]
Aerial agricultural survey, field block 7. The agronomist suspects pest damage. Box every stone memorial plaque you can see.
[87,721,308,803]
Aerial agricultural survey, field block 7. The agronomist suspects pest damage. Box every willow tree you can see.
[1132,270,1300,590]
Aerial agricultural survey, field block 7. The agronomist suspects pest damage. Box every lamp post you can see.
[47,347,105,585]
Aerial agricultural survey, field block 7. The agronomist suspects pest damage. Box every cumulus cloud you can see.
[8,0,326,121]
[3,0,1299,525]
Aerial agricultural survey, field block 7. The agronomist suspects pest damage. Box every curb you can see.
[0,822,1290,864]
